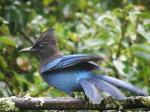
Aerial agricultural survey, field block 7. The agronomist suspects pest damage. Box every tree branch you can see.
[0,96,150,111]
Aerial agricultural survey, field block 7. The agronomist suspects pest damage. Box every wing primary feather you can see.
[55,54,104,69]
[41,54,104,73]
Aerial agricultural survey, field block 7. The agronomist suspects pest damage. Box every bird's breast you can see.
[41,68,92,93]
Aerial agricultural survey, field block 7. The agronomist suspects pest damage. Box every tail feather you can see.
[79,79,102,104]
[95,74,148,96]
[89,77,125,100]
[79,77,125,104]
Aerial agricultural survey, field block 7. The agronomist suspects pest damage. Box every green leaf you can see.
[131,43,150,60]
[0,36,16,47]
[0,72,5,80]
[132,43,150,54]
[136,11,150,19]
[137,24,150,41]
[133,51,150,60]
[0,55,8,70]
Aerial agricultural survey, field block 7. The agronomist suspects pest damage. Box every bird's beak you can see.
[20,47,32,52]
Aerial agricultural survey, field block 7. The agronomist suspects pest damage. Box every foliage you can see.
[0,0,150,111]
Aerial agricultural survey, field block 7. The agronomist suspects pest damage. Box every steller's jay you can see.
[21,29,147,104]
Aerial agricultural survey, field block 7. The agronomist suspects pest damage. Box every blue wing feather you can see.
[41,54,103,73]
[57,54,102,68]
[40,57,62,73]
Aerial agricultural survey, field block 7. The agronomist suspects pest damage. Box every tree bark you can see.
[0,96,150,111]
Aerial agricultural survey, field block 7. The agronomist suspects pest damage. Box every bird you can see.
[20,29,147,104]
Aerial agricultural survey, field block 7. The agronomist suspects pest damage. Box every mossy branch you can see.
[0,96,150,111]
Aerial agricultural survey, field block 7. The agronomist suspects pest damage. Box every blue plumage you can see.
[21,29,148,104]
[40,54,102,73]
[40,54,147,103]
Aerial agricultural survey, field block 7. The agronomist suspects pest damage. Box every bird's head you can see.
[20,29,60,60]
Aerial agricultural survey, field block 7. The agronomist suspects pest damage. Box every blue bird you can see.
[21,29,147,104]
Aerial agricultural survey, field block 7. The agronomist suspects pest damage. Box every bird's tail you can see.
[95,74,148,96]
[79,77,125,104]
[79,74,148,104]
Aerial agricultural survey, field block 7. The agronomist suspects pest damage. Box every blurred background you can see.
[0,0,150,111]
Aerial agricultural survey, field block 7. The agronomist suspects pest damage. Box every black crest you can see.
[33,29,57,48]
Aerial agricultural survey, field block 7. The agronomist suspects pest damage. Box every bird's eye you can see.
[39,44,44,48]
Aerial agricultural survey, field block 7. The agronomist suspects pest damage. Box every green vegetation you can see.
[0,0,150,110]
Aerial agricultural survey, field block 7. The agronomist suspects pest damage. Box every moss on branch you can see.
[0,96,150,111]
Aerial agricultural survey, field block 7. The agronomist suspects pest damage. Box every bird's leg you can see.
[74,92,88,101]
[74,92,95,109]
[78,92,93,109]
[74,92,89,104]
[68,92,91,110]
[68,92,75,98]
[81,92,101,110]
[83,93,89,102]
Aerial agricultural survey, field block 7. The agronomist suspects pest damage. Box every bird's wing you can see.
[40,54,104,73]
